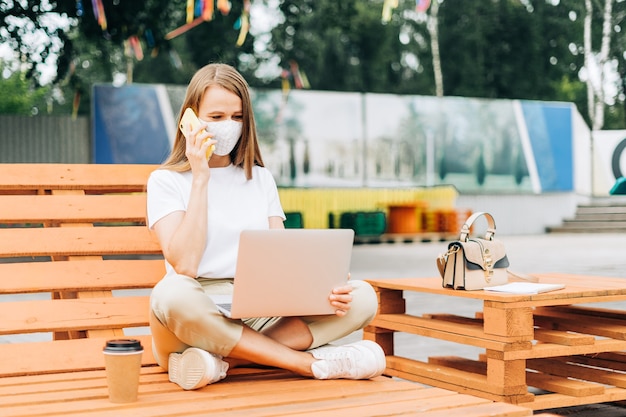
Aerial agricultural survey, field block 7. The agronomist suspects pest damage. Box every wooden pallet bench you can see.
[364,275,626,411]
[0,163,533,416]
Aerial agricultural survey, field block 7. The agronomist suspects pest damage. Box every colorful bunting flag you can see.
[416,0,431,13]
[202,0,214,21]
[382,0,399,23]
[186,0,195,23]
[91,0,107,31]
[235,0,251,46]
[129,35,144,61]
[289,60,310,89]
[217,0,231,15]
[72,91,81,120]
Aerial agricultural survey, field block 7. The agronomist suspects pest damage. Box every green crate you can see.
[339,211,386,237]
[284,212,304,228]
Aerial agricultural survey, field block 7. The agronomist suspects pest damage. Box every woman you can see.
[147,63,385,390]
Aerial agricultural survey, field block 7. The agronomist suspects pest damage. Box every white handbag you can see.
[437,212,509,290]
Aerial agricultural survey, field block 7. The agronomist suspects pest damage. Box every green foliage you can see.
[0,68,50,115]
[268,0,432,93]
[2,0,626,128]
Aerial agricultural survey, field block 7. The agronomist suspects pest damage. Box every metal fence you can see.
[0,115,90,163]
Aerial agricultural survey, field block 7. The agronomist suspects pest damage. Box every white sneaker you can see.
[168,347,228,390]
[309,340,386,380]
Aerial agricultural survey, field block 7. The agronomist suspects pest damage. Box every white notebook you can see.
[484,282,565,294]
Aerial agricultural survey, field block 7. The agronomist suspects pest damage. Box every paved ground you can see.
[345,232,626,416]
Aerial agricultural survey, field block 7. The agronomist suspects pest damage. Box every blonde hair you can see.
[161,63,264,179]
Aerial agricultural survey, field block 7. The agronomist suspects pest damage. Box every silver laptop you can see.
[211,228,354,319]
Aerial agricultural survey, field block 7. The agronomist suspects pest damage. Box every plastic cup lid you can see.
[103,339,143,353]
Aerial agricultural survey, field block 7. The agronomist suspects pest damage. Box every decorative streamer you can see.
[416,0,431,13]
[217,0,231,15]
[144,29,155,48]
[164,17,204,40]
[129,35,144,61]
[381,0,398,23]
[202,0,214,21]
[72,91,81,120]
[95,0,107,30]
[289,60,310,89]
[235,0,251,46]
[186,0,195,23]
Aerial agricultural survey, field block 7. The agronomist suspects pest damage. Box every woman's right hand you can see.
[183,123,217,174]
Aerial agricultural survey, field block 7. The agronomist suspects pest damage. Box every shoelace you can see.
[321,350,357,378]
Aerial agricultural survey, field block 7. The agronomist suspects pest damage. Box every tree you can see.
[0,67,50,114]
[268,0,434,94]
[0,0,262,114]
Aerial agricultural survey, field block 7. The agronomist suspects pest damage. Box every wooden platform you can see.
[0,163,533,417]
[1,367,534,417]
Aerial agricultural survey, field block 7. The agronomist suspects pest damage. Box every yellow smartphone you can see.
[179,107,215,159]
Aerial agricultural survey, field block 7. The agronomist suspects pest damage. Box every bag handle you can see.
[459,211,496,242]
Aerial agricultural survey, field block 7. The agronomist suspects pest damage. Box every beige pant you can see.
[149,273,378,369]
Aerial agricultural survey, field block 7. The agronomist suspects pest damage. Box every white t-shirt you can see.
[146,164,285,278]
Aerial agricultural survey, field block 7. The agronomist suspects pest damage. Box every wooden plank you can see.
[534,328,595,346]
[371,313,532,350]
[367,276,626,306]
[428,356,531,398]
[0,336,155,377]
[1,372,501,417]
[422,313,483,326]
[0,259,163,294]
[527,358,626,388]
[568,354,626,373]
[525,372,605,397]
[0,296,150,335]
[0,163,157,193]
[548,305,626,321]
[491,338,626,361]
[534,309,626,340]
[386,355,527,396]
[528,387,626,411]
[414,402,532,417]
[0,226,161,258]
[0,194,148,224]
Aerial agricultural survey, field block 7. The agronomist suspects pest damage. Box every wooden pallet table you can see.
[364,273,626,411]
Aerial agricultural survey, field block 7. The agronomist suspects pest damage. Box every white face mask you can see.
[202,119,243,156]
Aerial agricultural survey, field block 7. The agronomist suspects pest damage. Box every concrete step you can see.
[548,200,626,233]
[547,220,626,233]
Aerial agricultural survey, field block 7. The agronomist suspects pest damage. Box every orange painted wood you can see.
[370,313,531,350]
[0,226,161,258]
[0,367,533,417]
[0,163,157,193]
[367,275,626,410]
[0,194,148,224]
[0,336,155,377]
[533,328,595,346]
[0,296,150,335]
[526,372,605,397]
[0,259,164,294]
[366,276,626,305]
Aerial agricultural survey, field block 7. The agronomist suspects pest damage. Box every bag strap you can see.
[459,212,496,242]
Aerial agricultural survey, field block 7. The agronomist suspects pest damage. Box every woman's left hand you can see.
[329,279,354,317]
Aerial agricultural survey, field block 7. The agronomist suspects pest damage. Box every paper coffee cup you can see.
[103,339,144,403]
